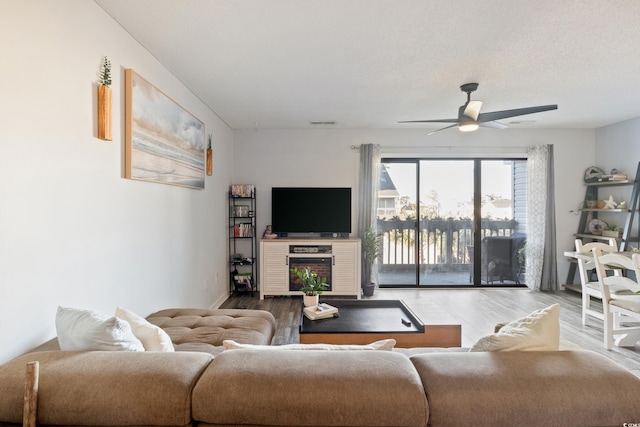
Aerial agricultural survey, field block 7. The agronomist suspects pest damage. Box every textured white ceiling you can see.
[95,0,640,130]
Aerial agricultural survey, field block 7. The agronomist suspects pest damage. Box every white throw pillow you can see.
[55,306,144,351]
[470,304,560,352]
[115,306,174,352]
[223,339,396,351]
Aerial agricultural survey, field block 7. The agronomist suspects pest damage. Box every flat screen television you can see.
[271,187,352,235]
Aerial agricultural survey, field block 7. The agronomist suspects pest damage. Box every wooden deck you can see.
[220,287,640,377]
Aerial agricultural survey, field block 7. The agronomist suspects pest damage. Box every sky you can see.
[383,160,513,219]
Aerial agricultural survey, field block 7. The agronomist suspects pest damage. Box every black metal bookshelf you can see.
[229,185,257,295]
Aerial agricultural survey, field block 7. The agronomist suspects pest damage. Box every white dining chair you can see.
[592,248,640,349]
[574,238,619,325]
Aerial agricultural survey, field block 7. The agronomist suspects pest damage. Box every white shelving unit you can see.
[259,238,361,300]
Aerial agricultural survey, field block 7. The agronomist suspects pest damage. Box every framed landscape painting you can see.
[125,69,205,189]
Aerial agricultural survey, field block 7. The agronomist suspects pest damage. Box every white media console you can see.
[259,238,361,300]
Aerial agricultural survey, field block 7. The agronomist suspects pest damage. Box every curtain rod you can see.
[351,144,529,156]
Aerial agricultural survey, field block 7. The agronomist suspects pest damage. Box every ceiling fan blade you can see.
[426,124,458,135]
[398,118,458,124]
[480,121,508,130]
[478,105,557,123]
[462,100,482,121]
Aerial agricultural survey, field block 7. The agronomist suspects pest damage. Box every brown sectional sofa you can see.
[0,350,213,426]
[1,308,640,427]
[146,308,277,355]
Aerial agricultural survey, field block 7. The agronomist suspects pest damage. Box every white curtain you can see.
[526,144,559,291]
[357,144,381,284]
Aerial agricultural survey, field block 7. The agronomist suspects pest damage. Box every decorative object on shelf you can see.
[585,200,597,209]
[603,195,617,209]
[361,226,383,297]
[262,225,277,239]
[583,166,605,183]
[206,134,212,176]
[290,266,328,307]
[602,225,622,238]
[125,69,205,189]
[97,55,112,141]
[618,200,628,210]
[588,219,608,236]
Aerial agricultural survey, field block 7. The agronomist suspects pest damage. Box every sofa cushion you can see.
[146,308,276,347]
[192,349,428,426]
[410,351,640,427]
[222,338,396,351]
[55,306,144,351]
[115,306,175,351]
[0,350,212,426]
[470,303,559,351]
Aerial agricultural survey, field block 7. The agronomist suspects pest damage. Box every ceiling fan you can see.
[399,83,557,135]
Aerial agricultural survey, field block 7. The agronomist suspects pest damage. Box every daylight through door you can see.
[377,158,527,287]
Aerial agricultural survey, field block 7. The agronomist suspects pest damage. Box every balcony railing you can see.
[377,217,517,269]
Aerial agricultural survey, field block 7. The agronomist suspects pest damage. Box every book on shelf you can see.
[234,273,253,290]
[303,303,339,320]
[230,184,255,198]
[233,223,253,237]
[233,205,250,217]
[597,174,628,182]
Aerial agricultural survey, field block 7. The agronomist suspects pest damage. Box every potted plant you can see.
[361,226,383,297]
[602,224,622,238]
[97,55,112,140]
[98,55,112,87]
[290,266,327,307]
[206,134,213,176]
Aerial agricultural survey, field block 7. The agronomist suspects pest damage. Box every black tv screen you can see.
[271,187,352,234]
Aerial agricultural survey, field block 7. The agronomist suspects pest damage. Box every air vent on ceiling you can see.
[508,120,536,125]
[310,121,336,125]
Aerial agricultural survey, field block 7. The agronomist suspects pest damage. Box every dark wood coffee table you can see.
[299,299,461,348]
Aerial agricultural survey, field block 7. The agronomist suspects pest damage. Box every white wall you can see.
[0,1,233,364]
[234,127,595,287]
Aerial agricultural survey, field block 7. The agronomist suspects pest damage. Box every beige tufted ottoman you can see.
[146,308,276,355]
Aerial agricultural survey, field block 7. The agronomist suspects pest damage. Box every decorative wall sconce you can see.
[97,56,112,140]
[206,134,213,176]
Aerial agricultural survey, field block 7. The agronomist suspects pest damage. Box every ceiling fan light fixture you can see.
[458,118,479,132]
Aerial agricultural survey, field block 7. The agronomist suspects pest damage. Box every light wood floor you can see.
[220,287,640,375]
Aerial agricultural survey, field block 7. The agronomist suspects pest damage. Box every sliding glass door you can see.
[418,160,475,286]
[377,158,527,287]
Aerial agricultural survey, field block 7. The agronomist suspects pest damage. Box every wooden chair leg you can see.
[603,310,613,350]
[581,293,589,325]
[23,361,39,427]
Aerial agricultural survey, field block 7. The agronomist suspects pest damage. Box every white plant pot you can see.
[602,230,622,238]
[303,294,319,307]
